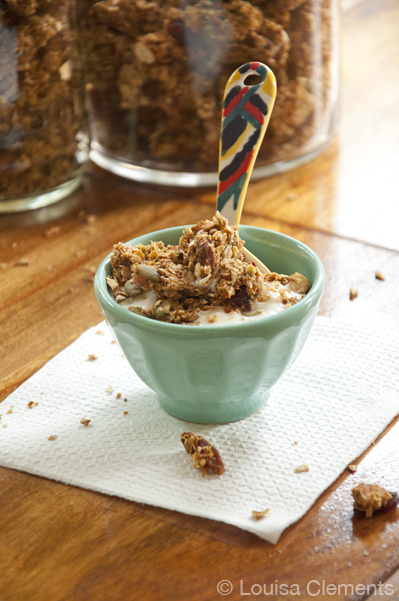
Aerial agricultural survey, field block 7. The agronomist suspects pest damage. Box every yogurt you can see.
[120,285,302,326]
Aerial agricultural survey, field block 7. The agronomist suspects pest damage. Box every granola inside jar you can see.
[0,0,88,212]
[81,0,339,186]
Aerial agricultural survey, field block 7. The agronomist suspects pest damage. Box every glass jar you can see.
[0,0,88,212]
[81,0,339,187]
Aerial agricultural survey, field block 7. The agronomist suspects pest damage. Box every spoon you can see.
[216,62,277,274]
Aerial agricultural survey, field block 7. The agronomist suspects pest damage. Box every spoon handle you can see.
[216,62,277,226]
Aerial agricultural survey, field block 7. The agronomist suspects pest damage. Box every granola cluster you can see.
[352,483,396,518]
[181,431,225,477]
[106,213,310,324]
[79,0,335,171]
[0,0,87,200]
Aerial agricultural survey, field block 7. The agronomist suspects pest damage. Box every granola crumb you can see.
[124,398,128,402]
[111,340,116,344]
[96,330,105,335]
[27,401,35,409]
[349,288,358,301]
[181,432,225,477]
[348,464,357,473]
[88,354,98,361]
[47,435,57,441]
[44,226,61,238]
[363,550,369,556]
[2,424,8,429]
[375,271,385,281]
[35,402,39,406]
[105,386,114,393]
[7,409,13,414]
[116,393,122,399]
[15,258,30,266]
[295,464,309,473]
[206,314,218,324]
[80,418,91,427]
[352,483,393,518]
[293,441,298,445]
[123,411,128,416]
[252,508,270,520]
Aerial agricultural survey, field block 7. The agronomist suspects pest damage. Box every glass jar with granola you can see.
[81,0,339,186]
[0,0,88,212]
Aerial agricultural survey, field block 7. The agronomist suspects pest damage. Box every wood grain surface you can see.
[1,0,399,599]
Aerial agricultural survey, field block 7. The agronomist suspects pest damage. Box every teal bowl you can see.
[94,225,324,424]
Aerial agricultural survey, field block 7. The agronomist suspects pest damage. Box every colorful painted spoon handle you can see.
[216,62,277,226]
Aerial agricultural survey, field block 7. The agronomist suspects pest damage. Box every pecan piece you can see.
[181,432,225,477]
[198,237,216,269]
[352,483,395,518]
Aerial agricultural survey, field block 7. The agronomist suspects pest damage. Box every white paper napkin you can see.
[1,317,399,544]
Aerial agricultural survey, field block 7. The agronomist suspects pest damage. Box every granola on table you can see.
[352,483,398,518]
[106,213,310,325]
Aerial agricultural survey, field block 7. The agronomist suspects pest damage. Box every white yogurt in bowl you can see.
[120,282,303,326]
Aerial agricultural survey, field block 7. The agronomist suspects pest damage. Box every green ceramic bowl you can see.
[94,225,324,424]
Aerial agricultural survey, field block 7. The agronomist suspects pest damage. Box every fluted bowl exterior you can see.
[95,225,324,423]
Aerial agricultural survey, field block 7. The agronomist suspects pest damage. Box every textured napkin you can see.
[1,317,399,544]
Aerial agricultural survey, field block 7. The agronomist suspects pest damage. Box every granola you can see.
[79,0,336,172]
[252,508,270,520]
[181,431,225,477]
[349,288,358,301]
[0,0,87,201]
[294,464,309,473]
[352,483,397,518]
[106,213,310,324]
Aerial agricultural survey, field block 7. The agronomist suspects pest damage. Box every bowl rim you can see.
[94,224,325,333]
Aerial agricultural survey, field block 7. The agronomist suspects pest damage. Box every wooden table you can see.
[1,0,399,598]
